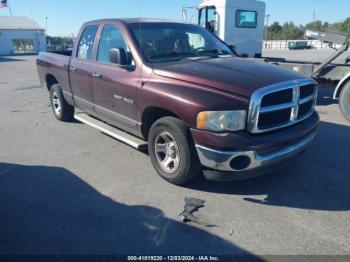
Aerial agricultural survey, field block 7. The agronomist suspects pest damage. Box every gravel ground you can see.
[0,54,349,256]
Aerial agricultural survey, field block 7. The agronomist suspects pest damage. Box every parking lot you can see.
[0,53,349,256]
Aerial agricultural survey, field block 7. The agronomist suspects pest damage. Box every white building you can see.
[0,16,46,55]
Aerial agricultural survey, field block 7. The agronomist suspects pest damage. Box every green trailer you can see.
[288,41,309,50]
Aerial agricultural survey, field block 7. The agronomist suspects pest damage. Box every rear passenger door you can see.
[92,24,140,134]
[69,25,99,114]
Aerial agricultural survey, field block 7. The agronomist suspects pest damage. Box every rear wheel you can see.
[50,84,74,122]
[148,117,201,185]
[339,82,350,122]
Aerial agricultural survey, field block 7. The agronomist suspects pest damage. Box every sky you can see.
[0,0,349,36]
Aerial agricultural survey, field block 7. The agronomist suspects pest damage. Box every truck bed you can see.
[46,50,72,56]
[37,51,72,101]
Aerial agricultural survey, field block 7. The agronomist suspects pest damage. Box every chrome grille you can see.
[247,79,318,134]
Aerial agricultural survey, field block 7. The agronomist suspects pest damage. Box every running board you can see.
[74,113,147,150]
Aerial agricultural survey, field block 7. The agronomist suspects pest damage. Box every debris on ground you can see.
[179,197,216,227]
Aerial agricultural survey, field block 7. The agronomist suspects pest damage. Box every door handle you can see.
[92,72,102,78]
[69,66,77,72]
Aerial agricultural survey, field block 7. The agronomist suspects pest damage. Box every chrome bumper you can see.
[196,133,316,178]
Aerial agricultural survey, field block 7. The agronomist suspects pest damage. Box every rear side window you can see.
[235,10,257,28]
[77,25,99,60]
[97,25,129,64]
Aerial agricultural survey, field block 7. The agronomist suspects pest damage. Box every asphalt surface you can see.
[0,53,349,256]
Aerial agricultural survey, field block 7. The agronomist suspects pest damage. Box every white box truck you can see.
[191,0,266,58]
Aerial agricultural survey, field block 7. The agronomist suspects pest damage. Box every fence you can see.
[263,40,338,50]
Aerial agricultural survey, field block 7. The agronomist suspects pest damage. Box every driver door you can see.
[91,24,140,135]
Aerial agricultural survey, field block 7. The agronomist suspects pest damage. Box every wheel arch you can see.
[333,73,350,99]
[45,74,59,91]
[141,107,181,140]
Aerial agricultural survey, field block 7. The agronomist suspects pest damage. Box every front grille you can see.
[261,89,293,107]
[247,79,318,134]
[258,108,292,129]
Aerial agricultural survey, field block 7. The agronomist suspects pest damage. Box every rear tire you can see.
[340,82,350,122]
[50,84,74,122]
[148,117,201,185]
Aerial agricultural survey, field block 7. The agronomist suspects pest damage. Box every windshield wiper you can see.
[150,52,196,59]
[196,49,231,57]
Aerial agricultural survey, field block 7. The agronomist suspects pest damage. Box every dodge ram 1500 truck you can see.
[37,19,319,185]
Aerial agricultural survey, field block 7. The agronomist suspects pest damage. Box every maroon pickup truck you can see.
[37,19,319,185]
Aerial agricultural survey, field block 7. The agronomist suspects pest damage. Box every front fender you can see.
[137,74,249,128]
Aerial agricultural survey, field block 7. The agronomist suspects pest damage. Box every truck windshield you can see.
[129,23,234,63]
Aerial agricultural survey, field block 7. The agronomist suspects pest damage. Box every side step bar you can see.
[74,113,147,150]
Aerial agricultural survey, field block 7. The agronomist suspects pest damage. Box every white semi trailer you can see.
[183,0,266,58]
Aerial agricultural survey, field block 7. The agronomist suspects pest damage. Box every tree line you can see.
[46,36,74,46]
[265,18,350,40]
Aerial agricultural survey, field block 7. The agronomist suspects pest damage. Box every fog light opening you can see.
[230,155,251,171]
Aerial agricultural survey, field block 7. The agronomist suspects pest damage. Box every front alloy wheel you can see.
[148,117,201,185]
[155,131,181,174]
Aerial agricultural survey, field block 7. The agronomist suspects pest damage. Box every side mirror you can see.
[109,48,127,65]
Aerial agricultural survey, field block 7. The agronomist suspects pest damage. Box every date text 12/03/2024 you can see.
[127,256,220,261]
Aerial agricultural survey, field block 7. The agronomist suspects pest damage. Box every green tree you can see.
[46,36,74,46]
[269,21,282,34]
[340,18,350,33]
[281,22,304,40]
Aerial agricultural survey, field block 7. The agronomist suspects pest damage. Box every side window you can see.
[97,25,130,65]
[77,25,99,60]
[207,7,216,33]
[199,8,206,28]
[235,10,257,28]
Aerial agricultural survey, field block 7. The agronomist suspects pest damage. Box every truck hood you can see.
[153,57,307,98]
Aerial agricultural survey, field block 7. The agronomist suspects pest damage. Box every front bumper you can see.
[196,132,316,181]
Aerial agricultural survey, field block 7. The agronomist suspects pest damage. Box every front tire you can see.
[340,82,350,122]
[148,117,201,185]
[50,84,75,122]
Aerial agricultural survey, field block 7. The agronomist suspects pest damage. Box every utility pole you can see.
[45,17,48,36]
[313,9,316,29]
[265,14,270,40]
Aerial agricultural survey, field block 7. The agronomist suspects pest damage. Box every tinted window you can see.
[130,23,233,63]
[236,10,257,28]
[77,25,99,60]
[97,25,130,64]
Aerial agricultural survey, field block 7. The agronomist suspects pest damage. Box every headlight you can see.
[197,111,247,132]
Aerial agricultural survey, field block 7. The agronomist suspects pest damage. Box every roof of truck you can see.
[87,18,182,25]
